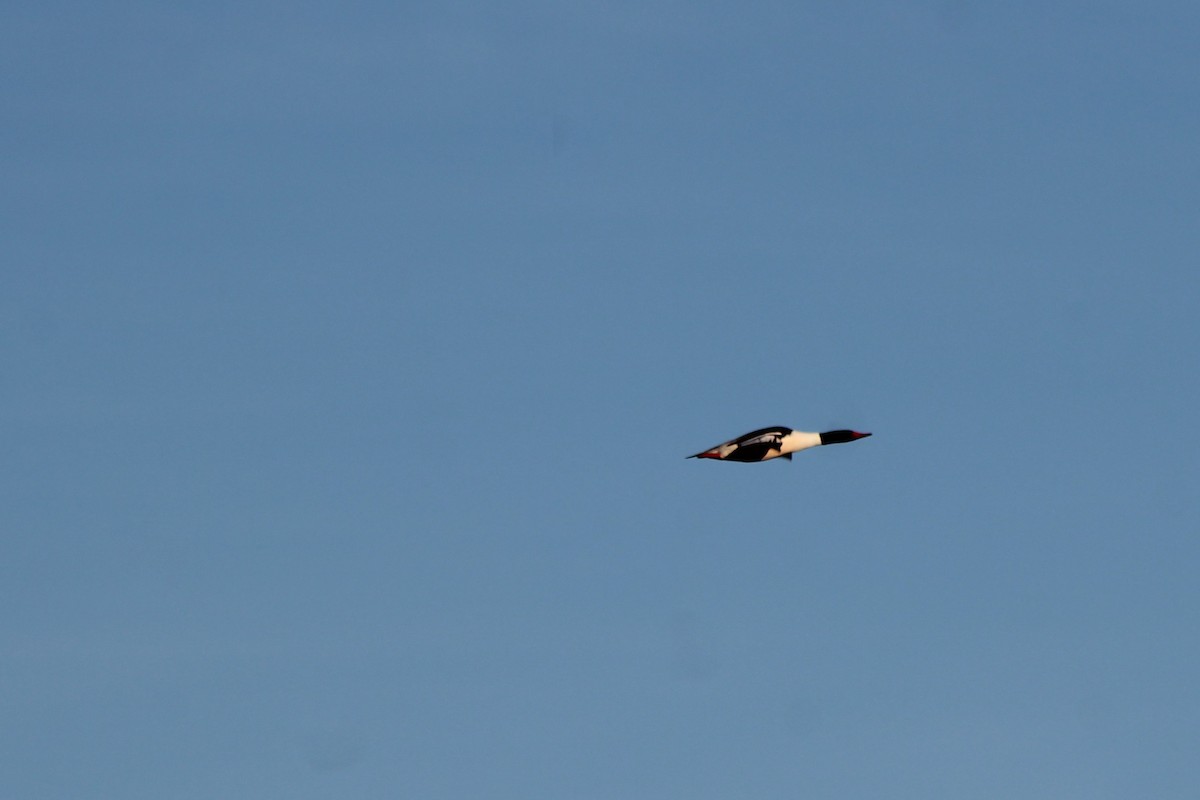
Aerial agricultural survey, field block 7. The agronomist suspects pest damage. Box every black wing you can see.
[687,426,792,460]
[731,426,792,447]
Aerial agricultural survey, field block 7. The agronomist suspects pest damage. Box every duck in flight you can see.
[688,426,872,463]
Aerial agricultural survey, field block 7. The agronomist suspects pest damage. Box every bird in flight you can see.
[687,426,872,463]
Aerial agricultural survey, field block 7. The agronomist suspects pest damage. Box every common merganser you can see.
[687,427,872,463]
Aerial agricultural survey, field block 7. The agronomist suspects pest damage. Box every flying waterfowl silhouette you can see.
[687,426,871,463]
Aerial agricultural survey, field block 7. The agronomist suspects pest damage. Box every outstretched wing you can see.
[687,426,791,460]
[731,426,790,448]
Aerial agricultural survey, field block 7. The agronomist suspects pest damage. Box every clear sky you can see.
[4,2,1199,797]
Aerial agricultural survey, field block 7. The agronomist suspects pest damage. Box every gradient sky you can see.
[4,2,1200,798]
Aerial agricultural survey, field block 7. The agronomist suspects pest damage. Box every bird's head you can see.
[819,430,872,445]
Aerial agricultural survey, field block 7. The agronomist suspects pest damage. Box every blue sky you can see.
[4,2,1199,797]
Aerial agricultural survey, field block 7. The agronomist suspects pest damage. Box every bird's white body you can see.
[775,430,823,459]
